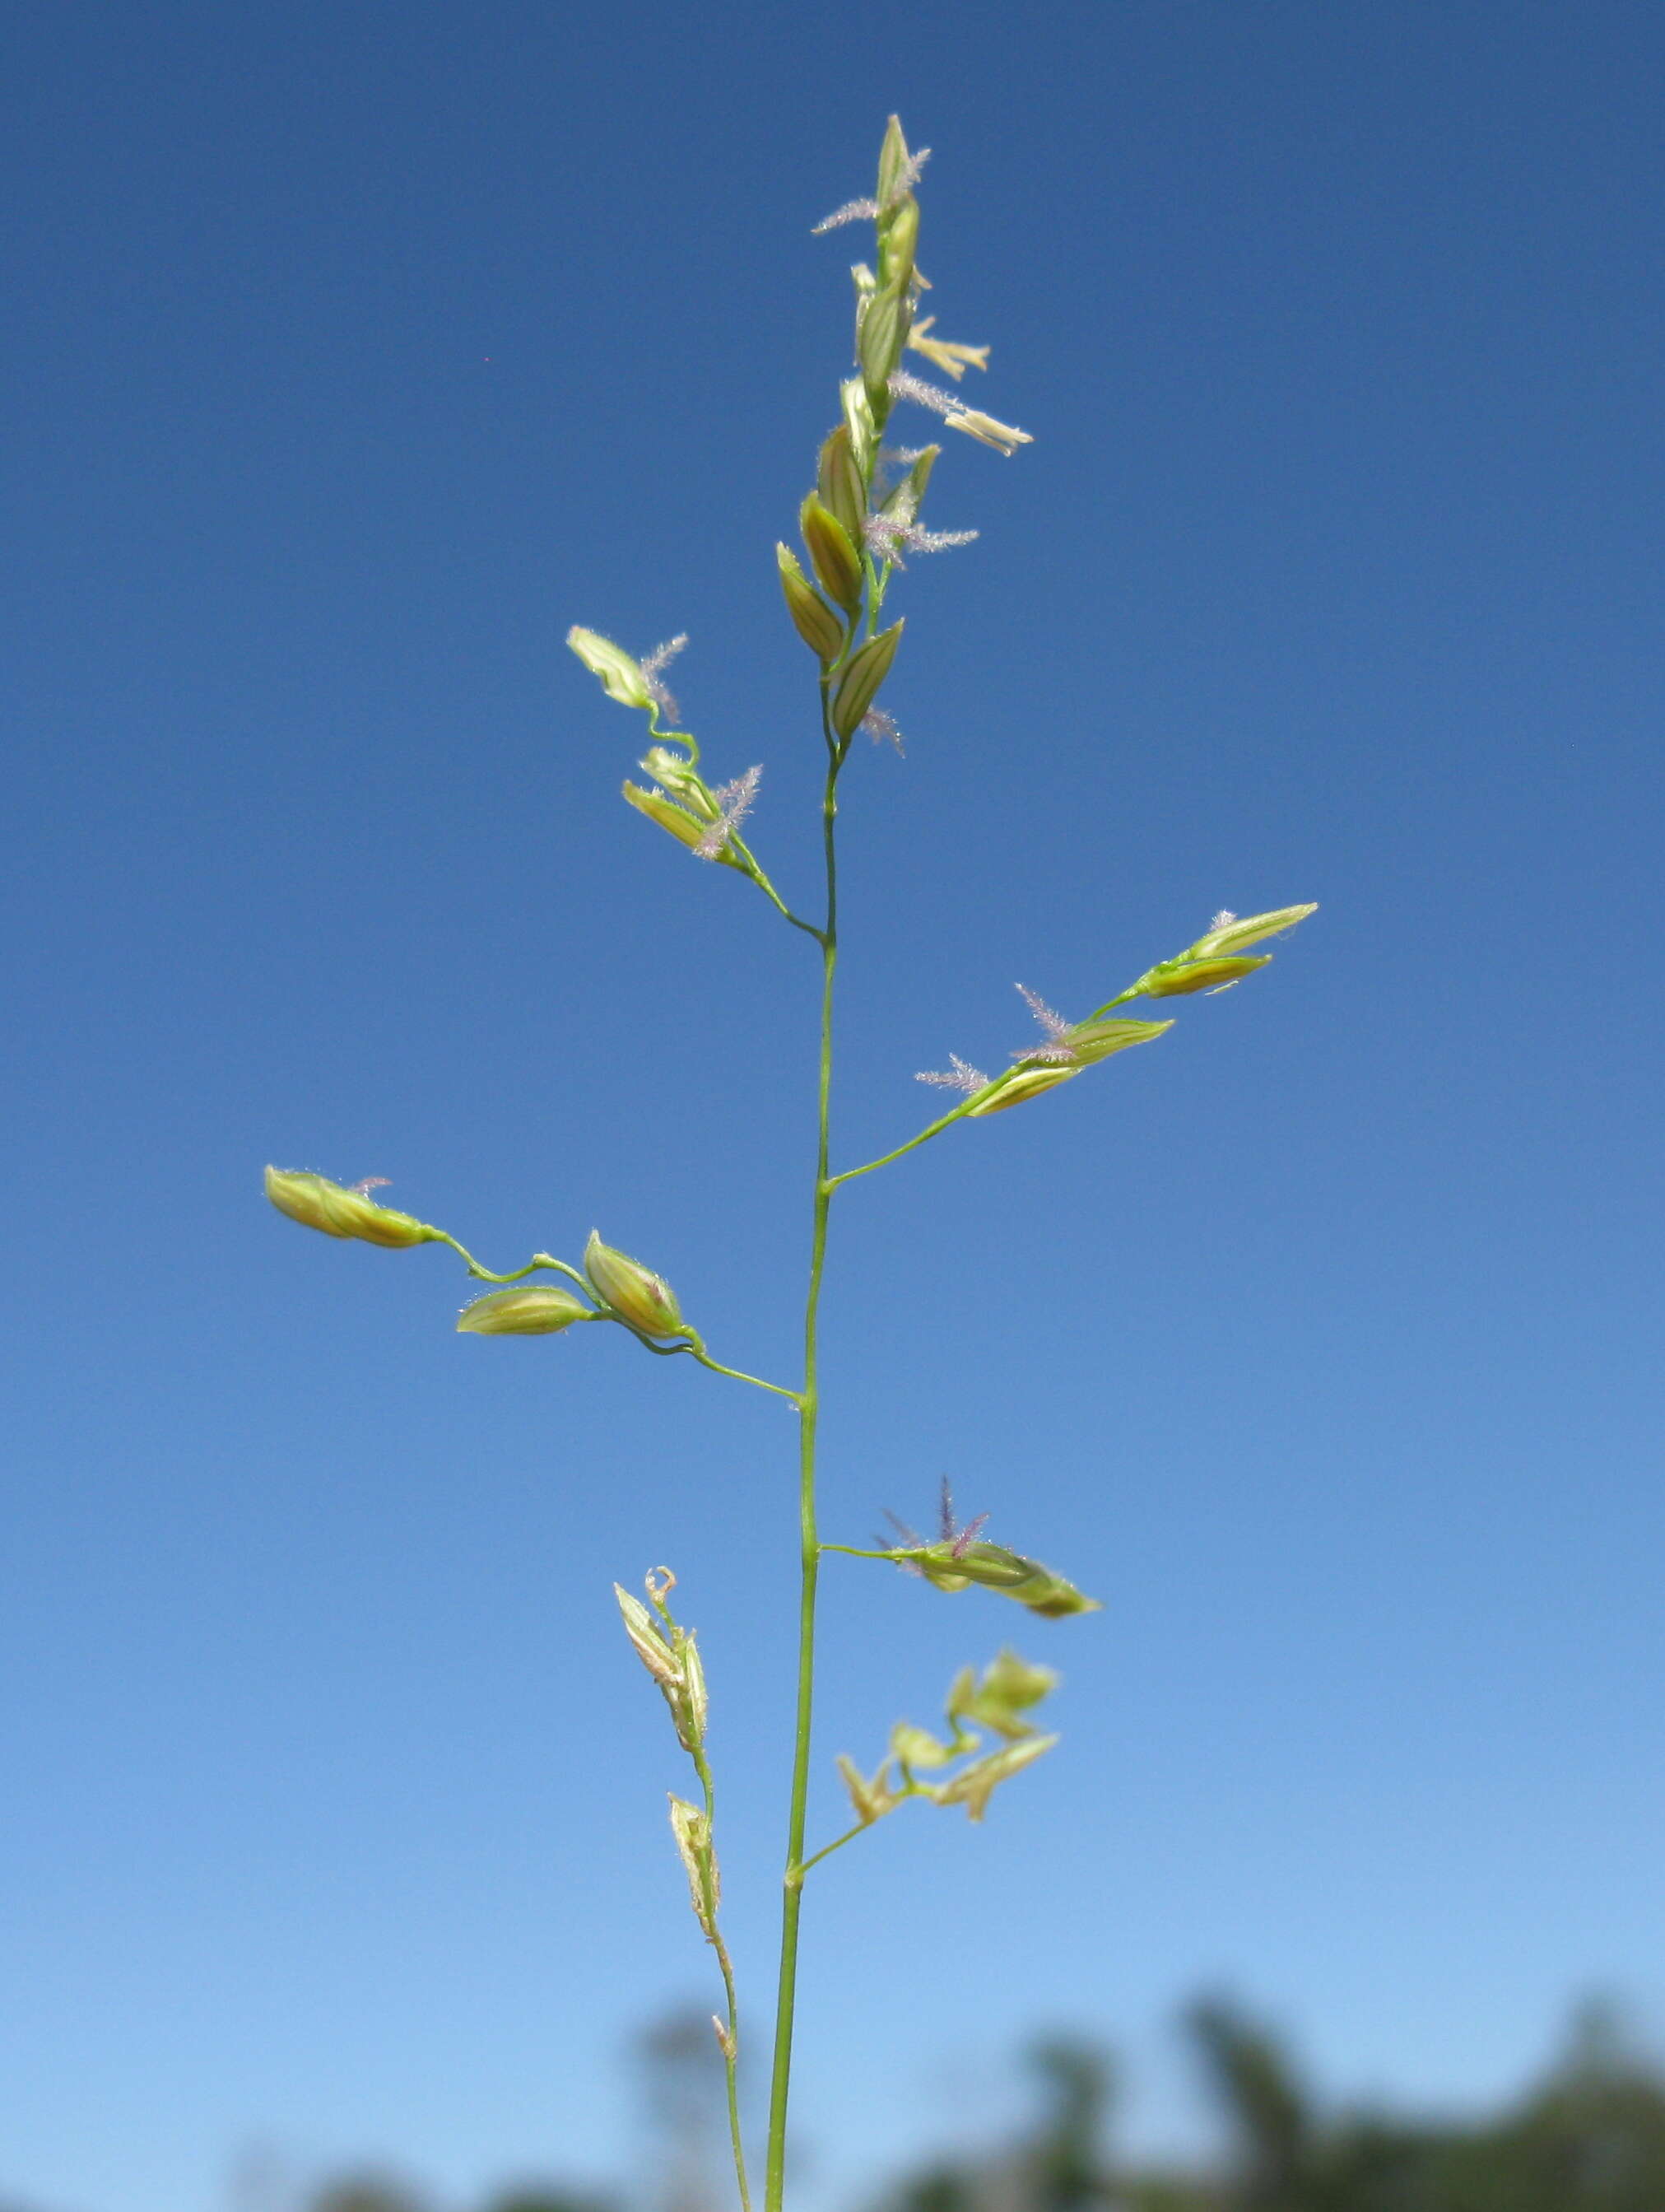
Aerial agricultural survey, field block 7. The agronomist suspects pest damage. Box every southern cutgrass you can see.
[264,118,1315,2212]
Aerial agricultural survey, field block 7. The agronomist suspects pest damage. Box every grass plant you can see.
[264,118,1315,2212]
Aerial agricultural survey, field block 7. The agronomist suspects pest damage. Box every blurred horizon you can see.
[12,1986,1665,2212]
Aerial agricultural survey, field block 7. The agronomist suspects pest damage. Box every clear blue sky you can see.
[4,4,1662,2208]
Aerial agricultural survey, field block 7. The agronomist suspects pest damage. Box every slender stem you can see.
[577,1320,798,1403]
[1086,985,1142,1021]
[798,1783,934,1879]
[692,1741,752,2212]
[733,841,825,942]
[626,1332,700,1358]
[763,691,841,2212]
[435,1236,594,1293]
[825,1083,1010,1188]
[797,1818,871,1878]
[689,1344,802,1407]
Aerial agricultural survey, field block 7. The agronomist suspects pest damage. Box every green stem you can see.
[798,1783,935,1879]
[692,1741,752,2212]
[763,689,841,2212]
[435,1236,593,1292]
[825,1080,1015,1188]
[1085,985,1142,1021]
[688,1343,803,1407]
[797,1818,871,1878]
[732,841,825,942]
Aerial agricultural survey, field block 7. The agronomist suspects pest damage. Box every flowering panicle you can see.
[271,118,1322,2212]
[695,765,762,860]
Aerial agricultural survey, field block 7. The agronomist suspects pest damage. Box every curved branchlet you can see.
[262,1170,795,1402]
[615,1569,751,2212]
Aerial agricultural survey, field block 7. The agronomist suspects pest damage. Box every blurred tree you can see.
[888,2164,978,2212]
[309,2176,433,2212]
[1019,2041,1115,2210]
[483,2191,617,2212]
[1181,1991,1665,2212]
[260,1991,1665,2212]
[1187,1998,1313,2212]
[1435,2001,1665,2212]
[878,2036,1121,2212]
[638,2007,728,2212]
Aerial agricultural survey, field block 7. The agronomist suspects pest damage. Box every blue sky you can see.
[3,3,1663,2207]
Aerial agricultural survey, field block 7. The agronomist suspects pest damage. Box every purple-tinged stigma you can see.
[812,147,931,233]
[861,512,979,569]
[1012,983,1079,1065]
[937,1478,989,1554]
[695,765,762,860]
[639,635,688,722]
[916,1054,988,1094]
